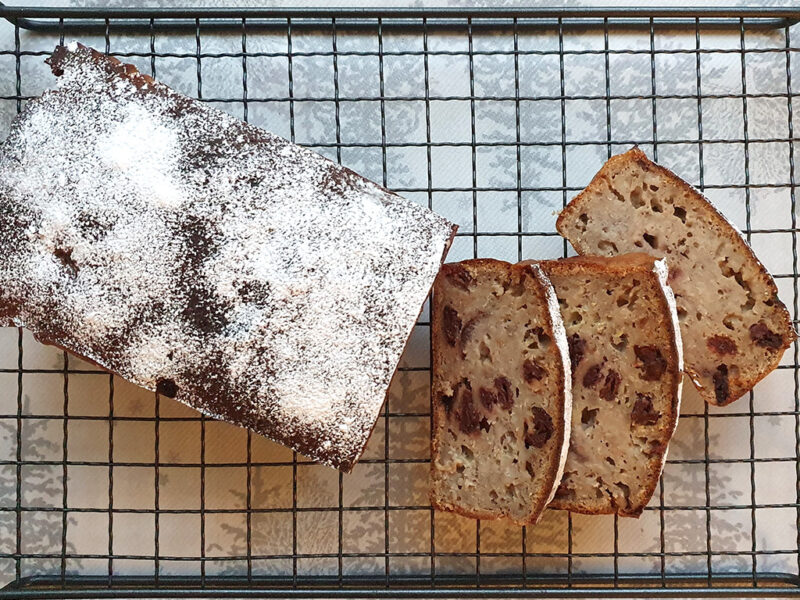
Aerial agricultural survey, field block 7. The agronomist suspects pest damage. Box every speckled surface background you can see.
[0,1,798,590]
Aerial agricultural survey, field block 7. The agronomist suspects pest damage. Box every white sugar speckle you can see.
[0,43,455,470]
[98,105,185,209]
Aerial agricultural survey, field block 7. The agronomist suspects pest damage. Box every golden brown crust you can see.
[544,253,663,273]
[429,496,509,523]
[558,147,796,406]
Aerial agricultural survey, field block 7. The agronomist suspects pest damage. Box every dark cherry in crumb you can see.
[445,265,474,291]
[713,364,729,404]
[456,385,481,435]
[442,305,462,346]
[523,359,547,382]
[479,377,514,412]
[567,333,586,370]
[479,387,497,411]
[494,376,514,410]
[749,322,784,350]
[633,345,667,380]
[599,370,621,401]
[582,363,603,388]
[524,407,554,448]
[460,313,484,347]
[631,394,660,426]
[707,335,737,356]
[440,392,455,414]
[442,379,469,414]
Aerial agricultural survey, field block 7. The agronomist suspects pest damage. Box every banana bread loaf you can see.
[0,43,457,471]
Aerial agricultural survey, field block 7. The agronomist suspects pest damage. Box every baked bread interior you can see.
[536,254,682,517]
[557,147,796,406]
[430,259,571,525]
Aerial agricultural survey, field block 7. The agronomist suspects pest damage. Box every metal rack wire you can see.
[0,5,799,598]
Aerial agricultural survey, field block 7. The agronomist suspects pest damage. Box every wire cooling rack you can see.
[1,5,800,598]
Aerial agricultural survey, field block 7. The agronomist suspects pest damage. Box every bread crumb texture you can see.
[539,255,682,517]
[557,147,796,406]
[431,260,571,525]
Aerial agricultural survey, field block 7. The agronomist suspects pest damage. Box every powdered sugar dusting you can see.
[98,105,186,209]
[0,44,455,470]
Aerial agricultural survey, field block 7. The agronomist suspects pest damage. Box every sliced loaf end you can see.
[430,259,571,525]
[535,254,682,517]
[557,147,796,406]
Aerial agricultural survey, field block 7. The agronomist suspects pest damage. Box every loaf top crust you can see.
[0,43,456,470]
[557,147,796,406]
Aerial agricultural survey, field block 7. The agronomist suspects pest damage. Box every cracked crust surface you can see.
[557,147,796,406]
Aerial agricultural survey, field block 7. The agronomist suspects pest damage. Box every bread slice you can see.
[534,255,682,517]
[557,147,796,406]
[0,43,457,471]
[430,259,571,525]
